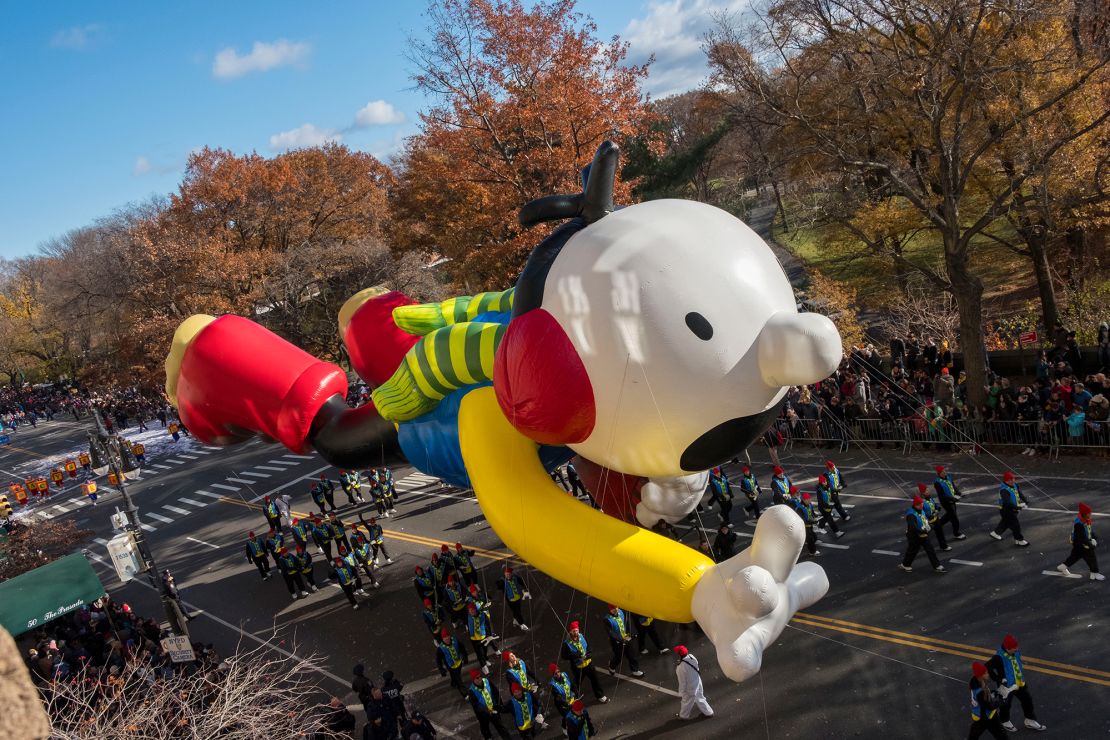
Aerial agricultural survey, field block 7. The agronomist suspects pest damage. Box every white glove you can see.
[998,684,1013,699]
[634,471,710,527]
[1019,503,1027,509]
[523,592,532,600]
[691,505,829,682]
[1091,539,1098,547]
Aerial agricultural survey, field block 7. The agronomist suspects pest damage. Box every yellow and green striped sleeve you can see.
[392,288,515,336]
[371,321,507,422]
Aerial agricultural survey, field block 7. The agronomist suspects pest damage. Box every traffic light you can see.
[0,495,12,519]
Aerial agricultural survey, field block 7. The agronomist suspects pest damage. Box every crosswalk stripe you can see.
[240,471,271,478]
[178,498,207,507]
[872,549,900,556]
[268,459,298,466]
[210,483,241,492]
[147,513,174,524]
[140,523,157,532]
[195,491,223,500]
[39,512,54,519]
[163,505,190,515]
[821,542,850,550]
[950,559,983,567]
[253,466,286,472]
[203,446,222,451]
[86,552,105,564]
[71,499,90,507]
[52,505,70,514]
[142,469,158,475]
[154,464,172,470]
[165,459,186,465]
[178,454,200,460]
[1042,569,1083,579]
[226,478,253,484]
[283,454,315,460]
[94,538,109,546]
[191,449,211,455]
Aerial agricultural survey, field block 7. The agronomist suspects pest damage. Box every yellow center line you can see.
[792,617,1110,687]
[1,443,50,459]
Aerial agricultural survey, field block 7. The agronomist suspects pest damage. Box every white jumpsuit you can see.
[676,654,714,719]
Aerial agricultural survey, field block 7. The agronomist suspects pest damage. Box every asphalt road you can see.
[4,419,1108,739]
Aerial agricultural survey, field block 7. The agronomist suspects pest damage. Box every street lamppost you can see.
[87,408,190,640]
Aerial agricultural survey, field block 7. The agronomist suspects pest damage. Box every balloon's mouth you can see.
[571,456,645,524]
[678,405,781,472]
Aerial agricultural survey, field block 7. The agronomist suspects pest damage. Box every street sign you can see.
[1019,331,1038,344]
[106,533,143,583]
[161,635,196,663]
[110,511,129,531]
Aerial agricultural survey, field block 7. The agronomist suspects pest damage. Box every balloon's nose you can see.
[756,311,842,387]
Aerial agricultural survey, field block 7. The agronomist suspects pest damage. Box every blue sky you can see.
[0,0,746,259]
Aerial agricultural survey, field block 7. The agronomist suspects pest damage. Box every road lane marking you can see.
[154,464,172,470]
[191,449,211,455]
[178,454,200,460]
[872,549,900,556]
[240,471,271,479]
[94,538,108,546]
[52,505,70,514]
[226,478,253,484]
[210,483,240,492]
[949,559,983,567]
[147,512,174,524]
[186,536,219,549]
[254,466,286,472]
[85,551,105,564]
[139,523,157,532]
[195,491,222,499]
[820,542,850,550]
[179,498,207,507]
[268,459,299,466]
[163,505,191,515]
[1042,569,1083,579]
[165,459,186,465]
[283,454,315,460]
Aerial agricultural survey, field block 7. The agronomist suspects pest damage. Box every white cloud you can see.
[133,157,152,176]
[269,124,341,151]
[354,100,406,127]
[50,24,103,50]
[623,0,752,98]
[212,39,310,79]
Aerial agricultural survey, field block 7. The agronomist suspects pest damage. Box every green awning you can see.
[0,553,106,636]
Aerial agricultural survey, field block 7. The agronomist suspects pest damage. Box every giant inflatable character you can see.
[165,142,842,681]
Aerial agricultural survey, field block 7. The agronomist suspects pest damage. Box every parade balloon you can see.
[165,141,842,683]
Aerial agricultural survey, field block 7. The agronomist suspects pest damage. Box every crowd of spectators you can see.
[775,321,1110,455]
[1,382,173,432]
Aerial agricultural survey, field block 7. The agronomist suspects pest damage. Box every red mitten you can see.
[166,315,347,451]
[338,288,421,386]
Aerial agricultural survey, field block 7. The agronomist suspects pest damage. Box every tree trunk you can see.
[1025,231,1059,330]
[771,181,789,232]
[1066,227,1087,289]
[945,239,988,411]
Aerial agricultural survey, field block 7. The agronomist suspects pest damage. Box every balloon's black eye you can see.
[685,312,713,341]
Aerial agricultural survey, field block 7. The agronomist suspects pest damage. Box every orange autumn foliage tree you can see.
[391,0,660,290]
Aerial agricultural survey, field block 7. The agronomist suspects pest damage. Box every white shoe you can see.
[373,558,381,565]
[481,665,489,675]
[1024,720,1046,731]
[352,604,359,610]
[513,619,519,626]
[835,531,845,539]
[1001,721,1017,732]
[954,534,967,540]
[1056,564,1070,574]
[386,558,394,564]
[940,546,952,552]
[607,668,616,676]
[1015,539,1029,547]
[598,696,609,704]
[1091,572,1106,581]
[658,647,669,654]
[390,509,398,514]
[898,564,913,572]
[933,566,946,573]
[520,624,530,631]
[291,593,299,600]
[631,670,644,677]
[989,532,1003,541]
[372,582,381,589]
[299,591,309,597]
[640,648,649,655]
[310,586,318,592]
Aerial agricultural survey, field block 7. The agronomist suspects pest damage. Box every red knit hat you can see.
[1002,635,1018,651]
[570,699,584,713]
[440,627,450,639]
[789,485,799,494]
[569,620,580,631]
[469,669,482,681]
[1003,471,1015,482]
[773,466,784,475]
[510,683,523,694]
[423,598,432,608]
[441,544,449,552]
[455,542,464,551]
[817,474,827,484]
[801,493,811,501]
[917,483,927,493]
[502,651,515,663]
[469,584,479,594]
[742,465,750,473]
[935,465,945,474]
[1078,503,1093,519]
[825,460,835,469]
[674,645,688,657]
[972,662,988,677]
[548,663,560,676]
[912,496,924,508]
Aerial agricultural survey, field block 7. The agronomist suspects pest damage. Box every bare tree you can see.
[43,641,339,739]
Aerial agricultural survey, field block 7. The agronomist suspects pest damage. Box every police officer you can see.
[293,544,319,592]
[706,467,734,526]
[244,531,271,580]
[933,465,966,540]
[814,475,845,538]
[497,565,532,631]
[453,542,478,586]
[989,472,1029,547]
[435,627,469,694]
[986,634,1046,732]
[823,459,851,520]
[359,514,393,564]
[968,661,1006,739]
[546,663,578,725]
[737,465,762,520]
[563,700,595,740]
[276,547,308,600]
[561,621,608,703]
[1056,503,1103,580]
[769,466,791,505]
[899,495,946,573]
[634,613,668,655]
[918,482,950,551]
[467,670,511,739]
[331,556,361,610]
[603,604,644,677]
[262,495,282,532]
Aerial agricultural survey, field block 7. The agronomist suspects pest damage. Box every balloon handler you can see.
[163,142,842,683]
